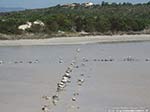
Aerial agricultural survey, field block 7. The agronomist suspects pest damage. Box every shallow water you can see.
[0,42,150,112]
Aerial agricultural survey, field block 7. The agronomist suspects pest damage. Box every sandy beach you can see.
[0,35,150,112]
[0,34,150,46]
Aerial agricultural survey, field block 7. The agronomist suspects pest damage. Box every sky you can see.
[0,0,149,9]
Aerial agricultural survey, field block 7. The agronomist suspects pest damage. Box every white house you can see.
[83,2,94,7]
[18,22,32,31]
[33,20,45,26]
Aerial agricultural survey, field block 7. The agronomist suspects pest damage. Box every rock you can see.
[72,97,76,101]
[0,60,4,64]
[42,96,51,101]
[64,73,71,78]
[145,58,150,61]
[52,95,59,105]
[76,48,80,53]
[61,76,70,83]
[77,79,85,86]
[80,74,84,76]
[42,105,49,112]
[73,92,79,96]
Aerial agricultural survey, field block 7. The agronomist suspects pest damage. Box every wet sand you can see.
[0,41,150,112]
[0,34,150,46]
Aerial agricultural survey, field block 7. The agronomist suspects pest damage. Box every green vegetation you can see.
[0,1,150,39]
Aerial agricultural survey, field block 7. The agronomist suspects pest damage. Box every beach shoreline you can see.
[0,34,150,46]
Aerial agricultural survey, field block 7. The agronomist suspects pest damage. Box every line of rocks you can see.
[0,59,40,65]
[0,57,150,66]
[41,48,80,112]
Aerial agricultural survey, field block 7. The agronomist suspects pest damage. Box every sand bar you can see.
[0,34,150,46]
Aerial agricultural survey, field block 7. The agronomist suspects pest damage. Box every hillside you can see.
[0,2,150,39]
[0,7,25,12]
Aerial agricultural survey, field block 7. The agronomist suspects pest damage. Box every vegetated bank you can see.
[0,1,150,40]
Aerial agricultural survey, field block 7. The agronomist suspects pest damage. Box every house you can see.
[33,20,45,26]
[82,2,94,7]
[18,22,32,31]
[61,3,80,8]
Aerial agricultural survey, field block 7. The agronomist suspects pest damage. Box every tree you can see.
[74,16,85,32]
[95,16,111,32]
[101,1,109,6]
